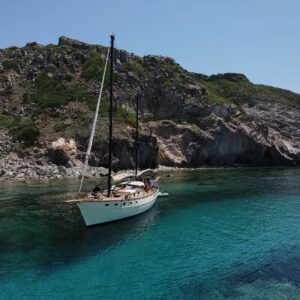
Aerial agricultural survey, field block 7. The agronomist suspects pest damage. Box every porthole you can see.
[115,203,118,206]
[135,201,138,204]
[130,202,132,204]
[105,203,109,206]
[123,202,126,205]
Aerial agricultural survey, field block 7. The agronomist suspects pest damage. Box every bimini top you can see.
[137,169,156,179]
[129,181,145,187]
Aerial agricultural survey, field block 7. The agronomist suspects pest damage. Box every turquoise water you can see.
[0,168,300,299]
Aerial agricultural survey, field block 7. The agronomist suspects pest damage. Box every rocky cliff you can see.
[0,36,299,179]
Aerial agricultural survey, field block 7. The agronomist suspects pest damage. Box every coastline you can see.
[0,162,298,182]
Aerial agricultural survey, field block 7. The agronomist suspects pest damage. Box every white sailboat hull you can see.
[77,190,159,226]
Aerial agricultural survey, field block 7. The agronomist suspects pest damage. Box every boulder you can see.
[210,73,249,82]
[25,42,39,47]
[58,36,91,50]
[33,53,45,65]
[14,49,23,58]
[47,148,70,166]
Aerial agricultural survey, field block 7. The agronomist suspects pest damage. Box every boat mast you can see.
[134,93,139,179]
[107,35,114,196]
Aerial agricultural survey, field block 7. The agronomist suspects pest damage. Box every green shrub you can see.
[2,59,20,70]
[53,122,68,132]
[45,63,58,73]
[204,79,253,104]
[203,94,226,104]
[44,43,56,50]
[2,48,15,58]
[30,71,94,108]
[82,51,107,81]
[35,71,64,93]
[22,92,32,103]
[86,98,136,126]
[0,113,13,127]
[159,61,186,89]
[115,105,136,126]
[8,117,40,147]
[86,98,109,114]
[125,112,137,127]
[124,61,146,77]
[161,77,173,89]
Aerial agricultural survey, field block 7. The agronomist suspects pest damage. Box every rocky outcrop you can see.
[151,119,298,167]
[58,36,92,50]
[0,36,299,180]
[210,73,249,82]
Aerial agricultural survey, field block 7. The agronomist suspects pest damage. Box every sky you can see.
[1,0,299,93]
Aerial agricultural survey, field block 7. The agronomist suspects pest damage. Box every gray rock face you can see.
[149,114,299,167]
[58,36,91,50]
[80,135,158,170]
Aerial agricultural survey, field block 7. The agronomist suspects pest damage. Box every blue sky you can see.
[1,0,299,93]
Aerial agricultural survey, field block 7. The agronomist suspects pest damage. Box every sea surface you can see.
[0,168,300,299]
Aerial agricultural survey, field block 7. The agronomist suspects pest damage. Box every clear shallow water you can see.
[0,168,300,299]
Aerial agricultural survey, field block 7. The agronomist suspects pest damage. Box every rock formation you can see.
[0,36,299,179]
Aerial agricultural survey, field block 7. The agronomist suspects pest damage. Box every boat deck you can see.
[66,188,158,203]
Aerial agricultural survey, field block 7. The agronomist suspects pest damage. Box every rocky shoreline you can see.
[2,157,297,182]
[0,159,109,181]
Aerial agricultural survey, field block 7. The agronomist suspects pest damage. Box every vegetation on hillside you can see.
[82,50,110,84]
[123,61,147,78]
[87,98,136,127]
[202,77,300,105]
[27,71,94,108]
[1,37,299,152]
[0,114,39,147]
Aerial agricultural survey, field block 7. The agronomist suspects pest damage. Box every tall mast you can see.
[134,93,139,179]
[107,35,114,196]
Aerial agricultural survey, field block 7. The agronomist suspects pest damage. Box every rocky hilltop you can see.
[0,36,299,179]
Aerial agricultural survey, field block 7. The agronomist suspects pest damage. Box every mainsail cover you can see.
[78,47,110,193]
[112,172,135,183]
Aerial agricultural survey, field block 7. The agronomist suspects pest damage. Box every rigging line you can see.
[78,47,110,193]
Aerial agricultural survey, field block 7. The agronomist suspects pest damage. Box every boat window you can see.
[105,203,109,206]
[123,202,126,205]
[115,203,118,206]
[130,202,132,204]
[135,201,138,203]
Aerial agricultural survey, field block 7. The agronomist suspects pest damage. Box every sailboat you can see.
[71,35,159,226]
